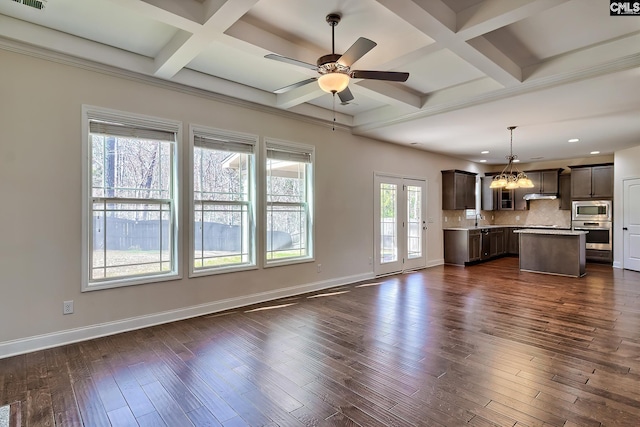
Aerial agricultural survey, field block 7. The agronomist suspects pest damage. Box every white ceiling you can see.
[2,0,640,164]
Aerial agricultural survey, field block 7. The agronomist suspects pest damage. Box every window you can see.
[191,126,256,275]
[82,106,181,291]
[265,139,314,265]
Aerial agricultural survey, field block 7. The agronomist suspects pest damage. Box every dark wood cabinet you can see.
[481,177,498,211]
[442,170,477,210]
[591,165,614,198]
[444,229,481,265]
[444,228,506,265]
[505,227,522,254]
[527,169,561,194]
[489,229,505,257]
[468,231,481,262]
[483,168,561,211]
[481,176,517,211]
[498,188,514,210]
[559,174,571,210]
[570,167,593,199]
[513,186,528,211]
[570,164,613,199]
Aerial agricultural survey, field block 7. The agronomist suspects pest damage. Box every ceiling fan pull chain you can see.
[332,92,336,131]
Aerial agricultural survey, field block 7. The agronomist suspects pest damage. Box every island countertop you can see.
[514,229,588,236]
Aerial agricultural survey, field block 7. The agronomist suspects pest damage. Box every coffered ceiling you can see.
[2,0,640,164]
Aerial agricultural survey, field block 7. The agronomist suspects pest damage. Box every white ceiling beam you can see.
[152,0,260,79]
[373,0,522,87]
[456,0,569,40]
[466,36,522,83]
[0,15,155,74]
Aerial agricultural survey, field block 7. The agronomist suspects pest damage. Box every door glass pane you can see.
[407,185,422,259]
[380,183,398,263]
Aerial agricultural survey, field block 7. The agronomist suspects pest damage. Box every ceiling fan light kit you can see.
[318,72,350,93]
[266,12,409,103]
[490,126,534,189]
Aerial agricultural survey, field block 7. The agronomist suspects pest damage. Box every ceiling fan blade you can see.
[265,54,318,71]
[350,70,409,82]
[337,37,377,67]
[337,87,354,104]
[273,78,318,94]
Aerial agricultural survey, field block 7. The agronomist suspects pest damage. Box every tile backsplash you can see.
[443,199,571,228]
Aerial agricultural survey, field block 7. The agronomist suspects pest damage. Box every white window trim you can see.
[189,125,258,277]
[263,138,315,268]
[81,105,182,292]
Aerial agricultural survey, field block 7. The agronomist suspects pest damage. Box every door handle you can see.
[623,227,628,231]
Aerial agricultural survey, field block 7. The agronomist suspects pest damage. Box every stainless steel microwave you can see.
[572,200,611,222]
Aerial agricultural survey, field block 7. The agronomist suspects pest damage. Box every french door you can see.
[623,178,640,272]
[374,174,427,276]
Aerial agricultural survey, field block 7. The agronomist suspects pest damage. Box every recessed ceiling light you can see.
[479,159,487,163]
[590,151,600,155]
[513,159,520,163]
[481,150,489,154]
[568,138,580,143]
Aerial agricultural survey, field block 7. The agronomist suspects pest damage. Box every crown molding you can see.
[0,37,352,132]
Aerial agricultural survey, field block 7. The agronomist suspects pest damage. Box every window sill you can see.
[263,256,315,269]
[82,271,181,292]
[189,264,258,278]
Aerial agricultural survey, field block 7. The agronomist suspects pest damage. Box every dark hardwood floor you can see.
[2,257,640,426]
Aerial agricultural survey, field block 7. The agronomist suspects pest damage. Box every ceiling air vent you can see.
[12,0,47,10]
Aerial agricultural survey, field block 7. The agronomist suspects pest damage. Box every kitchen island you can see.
[514,229,588,277]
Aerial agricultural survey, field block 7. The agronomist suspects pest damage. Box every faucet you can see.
[475,213,481,228]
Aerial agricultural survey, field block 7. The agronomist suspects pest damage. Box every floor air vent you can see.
[12,0,46,10]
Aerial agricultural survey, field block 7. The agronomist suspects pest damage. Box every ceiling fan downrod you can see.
[326,13,341,55]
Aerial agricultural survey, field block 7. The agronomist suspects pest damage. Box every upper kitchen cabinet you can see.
[559,174,571,210]
[569,164,613,199]
[483,173,516,210]
[442,170,477,210]
[481,177,498,211]
[526,169,562,194]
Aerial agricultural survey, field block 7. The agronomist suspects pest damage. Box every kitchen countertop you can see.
[443,225,571,231]
[514,228,587,236]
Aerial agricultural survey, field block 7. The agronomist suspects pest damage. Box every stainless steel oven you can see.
[572,200,611,222]
[572,220,612,251]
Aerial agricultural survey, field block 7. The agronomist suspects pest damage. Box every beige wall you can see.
[0,49,482,354]
[614,145,640,268]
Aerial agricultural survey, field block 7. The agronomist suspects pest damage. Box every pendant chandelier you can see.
[490,126,534,189]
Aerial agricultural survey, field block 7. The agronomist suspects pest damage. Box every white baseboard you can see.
[427,258,445,268]
[0,272,374,359]
[612,261,622,269]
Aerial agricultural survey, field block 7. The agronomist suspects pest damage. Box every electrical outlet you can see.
[444,217,448,222]
[63,300,74,315]
[317,264,322,273]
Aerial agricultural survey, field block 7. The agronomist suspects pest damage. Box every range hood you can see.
[523,193,558,201]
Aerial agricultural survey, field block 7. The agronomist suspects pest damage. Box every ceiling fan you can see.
[265,13,410,104]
